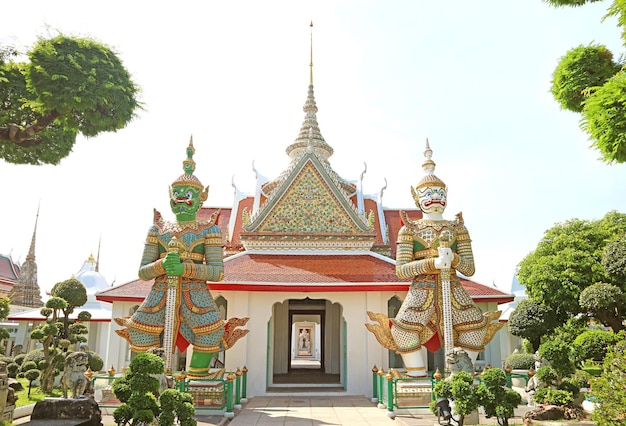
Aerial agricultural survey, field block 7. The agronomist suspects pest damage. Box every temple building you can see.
[97,56,513,396]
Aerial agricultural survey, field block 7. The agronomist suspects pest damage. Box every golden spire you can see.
[309,21,314,85]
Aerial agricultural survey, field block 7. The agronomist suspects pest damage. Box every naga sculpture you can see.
[115,137,249,378]
[366,140,504,377]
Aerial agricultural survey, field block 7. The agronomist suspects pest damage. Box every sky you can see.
[2,0,626,296]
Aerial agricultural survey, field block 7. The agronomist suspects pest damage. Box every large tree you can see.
[546,0,626,163]
[0,33,141,165]
[517,211,626,321]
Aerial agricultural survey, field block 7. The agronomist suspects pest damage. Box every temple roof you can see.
[97,253,513,303]
[0,254,19,282]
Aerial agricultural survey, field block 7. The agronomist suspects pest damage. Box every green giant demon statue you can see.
[115,138,248,378]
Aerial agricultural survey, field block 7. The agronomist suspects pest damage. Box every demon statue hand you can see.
[115,137,249,378]
[366,140,504,377]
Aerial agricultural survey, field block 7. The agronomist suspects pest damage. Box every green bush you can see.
[87,351,104,372]
[534,388,574,406]
[558,380,580,397]
[13,354,25,366]
[568,369,592,389]
[573,330,617,362]
[432,371,480,423]
[21,361,37,372]
[521,339,534,354]
[6,362,19,378]
[536,366,558,387]
[538,339,576,377]
[22,350,45,366]
[504,353,535,370]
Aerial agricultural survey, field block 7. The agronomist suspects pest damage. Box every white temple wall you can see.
[103,289,511,399]
[106,300,137,373]
[95,322,112,371]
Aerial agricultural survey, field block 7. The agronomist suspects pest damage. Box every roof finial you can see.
[309,21,314,85]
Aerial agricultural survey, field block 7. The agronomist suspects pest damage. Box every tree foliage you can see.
[0,33,141,165]
[581,71,626,163]
[579,283,624,331]
[538,339,576,378]
[551,44,620,113]
[546,0,626,163]
[573,330,617,362]
[517,211,626,320]
[543,0,604,6]
[508,299,558,351]
[602,235,626,283]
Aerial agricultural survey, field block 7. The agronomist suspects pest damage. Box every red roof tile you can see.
[223,253,399,283]
[96,253,512,303]
[0,255,19,281]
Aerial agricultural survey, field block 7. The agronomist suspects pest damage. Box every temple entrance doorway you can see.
[271,298,343,390]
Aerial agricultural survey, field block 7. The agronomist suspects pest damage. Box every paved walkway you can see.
[14,396,532,425]
[222,396,528,425]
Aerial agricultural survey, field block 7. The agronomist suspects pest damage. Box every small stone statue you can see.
[61,352,90,399]
[447,347,474,377]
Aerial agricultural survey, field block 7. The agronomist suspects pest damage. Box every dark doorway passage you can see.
[271,298,343,390]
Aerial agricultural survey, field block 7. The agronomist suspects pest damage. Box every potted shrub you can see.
[505,353,535,370]
[505,353,535,387]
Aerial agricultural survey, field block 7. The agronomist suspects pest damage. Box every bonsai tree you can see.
[431,371,480,426]
[24,368,40,397]
[476,368,522,426]
[508,299,560,351]
[158,389,196,426]
[27,278,90,392]
[112,352,196,426]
